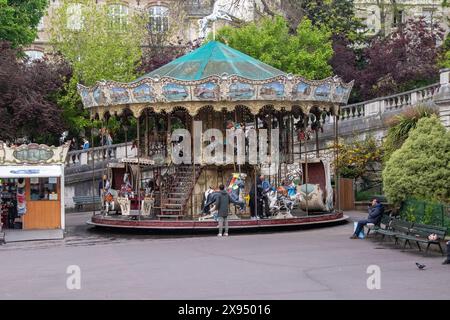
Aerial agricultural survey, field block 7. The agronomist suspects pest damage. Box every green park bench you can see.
[395,223,447,255]
[73,195,101,211]
[374,218,413,241]
[369,216,447,255]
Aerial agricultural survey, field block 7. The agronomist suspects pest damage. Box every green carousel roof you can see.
[139,41,286,81]
[77,40,355,113]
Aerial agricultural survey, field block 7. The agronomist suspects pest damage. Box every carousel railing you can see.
[339,83,440,121]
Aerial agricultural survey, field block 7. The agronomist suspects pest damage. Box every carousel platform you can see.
[86,211,348,232]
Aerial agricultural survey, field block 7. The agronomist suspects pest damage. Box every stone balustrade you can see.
[66,142,133,167]
[339,83,441,121]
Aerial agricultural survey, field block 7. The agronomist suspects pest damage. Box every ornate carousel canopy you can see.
[77,41,353,117]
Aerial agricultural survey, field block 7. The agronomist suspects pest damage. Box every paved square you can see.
[0,211,449,299]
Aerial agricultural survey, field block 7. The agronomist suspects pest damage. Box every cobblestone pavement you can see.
[0,211,449,299]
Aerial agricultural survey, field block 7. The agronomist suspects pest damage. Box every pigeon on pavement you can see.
[416,262,426,270]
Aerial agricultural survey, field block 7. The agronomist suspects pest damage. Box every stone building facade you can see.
[354,0,450,37]
[25,0,263,60]
[26,0,450,61]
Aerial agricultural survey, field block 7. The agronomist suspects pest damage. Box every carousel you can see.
[77,41,353,231]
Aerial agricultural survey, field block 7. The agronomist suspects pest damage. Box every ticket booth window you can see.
[30,177,58,201]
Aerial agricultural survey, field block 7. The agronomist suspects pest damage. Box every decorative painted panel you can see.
[93,87,107,105]
[132,84,154,103]
[333,85,349,102]
[229,82,255,100]
[110,87,130,104]
[194,82,219,100]
[314,84,331,100]
[162,83,188,101]
[292,82,311,99]
[80,88,94,107]
[259,82,284,100]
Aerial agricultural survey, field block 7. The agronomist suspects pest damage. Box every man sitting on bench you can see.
[350,198,384,239]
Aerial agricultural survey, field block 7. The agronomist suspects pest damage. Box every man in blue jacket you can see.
[350,198,384,239]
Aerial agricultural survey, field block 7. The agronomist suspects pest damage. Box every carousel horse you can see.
[199,186,220,221]
[101,179,118,215]
[227,173,246,213]
[266,187,294,219]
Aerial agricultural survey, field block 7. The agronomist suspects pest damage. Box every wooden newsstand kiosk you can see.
[0,142,69,231]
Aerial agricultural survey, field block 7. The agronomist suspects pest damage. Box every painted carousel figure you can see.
[101,175,114,214]
[227,173,246,214]
[116,173,133,216]
[120,173,133,198]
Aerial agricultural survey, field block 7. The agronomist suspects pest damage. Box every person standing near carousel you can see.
[249,175,263,220]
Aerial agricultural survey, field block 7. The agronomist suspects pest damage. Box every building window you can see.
[30,178,58,201]
[24,50,44,62]
[109,4,128,30]
[393,9,404,26]
[67,3,83,30]
[148,5,169,33]
[422,9,434,24]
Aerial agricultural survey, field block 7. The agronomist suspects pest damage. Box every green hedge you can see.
[400,198,450,231]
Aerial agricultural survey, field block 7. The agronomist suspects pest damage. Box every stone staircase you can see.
[158,164,202,219]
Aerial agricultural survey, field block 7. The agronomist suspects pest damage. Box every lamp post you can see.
[123,123,128,158]
[91,126,99,217]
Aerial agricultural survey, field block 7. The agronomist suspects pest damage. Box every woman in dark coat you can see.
[249,176,263,219]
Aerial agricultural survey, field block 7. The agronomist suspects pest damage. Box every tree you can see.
[256,0,366,41]
[358,18,444,100]
[0,0,48,48]
[382,105,439,162]
[329,35,362,102]
[334,136,383,180]
[0,41,71,144]
[215,15,333,79]
[301,0,367,43]
[50,0,146,86]
[439,32,450,69]
[382,115,450,205]
[50,0,147,137]
[138,0,196,73]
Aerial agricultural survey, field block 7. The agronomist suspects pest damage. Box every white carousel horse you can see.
[198,6,232,38]
[266,189,294,219]
[198,204,218,221]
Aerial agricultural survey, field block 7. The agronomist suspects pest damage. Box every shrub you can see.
[382,116,450,205]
